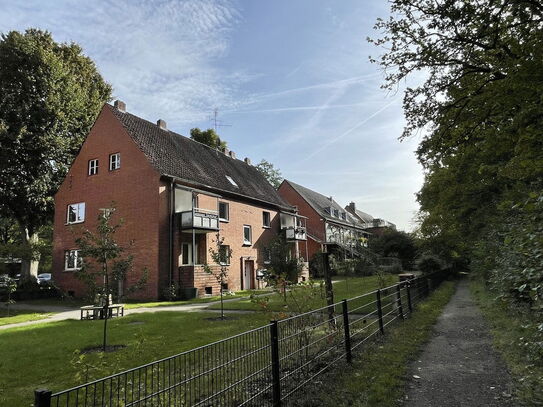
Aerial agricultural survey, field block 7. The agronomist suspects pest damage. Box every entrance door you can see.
[243,260,254,290]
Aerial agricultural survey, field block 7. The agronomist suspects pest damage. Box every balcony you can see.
[284,226,307,241]
[179,208,219,231]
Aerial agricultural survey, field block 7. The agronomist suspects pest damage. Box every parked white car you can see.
[37,273,52,285]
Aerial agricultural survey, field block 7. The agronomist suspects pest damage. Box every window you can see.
[262,211,271,228]
[243,225,252,245]
[262,248,271,264]
[180,242,199,265]
[333,209,339,218]
[109,153,121,170]
[88,159,98,175]
[219,202,229,221]
[66,203,85,224]
[64,250,82,271]
[341,212,346,220]
[225,175,238,187]
[219,245,230,265]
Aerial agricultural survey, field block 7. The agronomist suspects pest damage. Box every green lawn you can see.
[124,288,270,309]
[207,275,399,312]
[0,311,270,407]
[0,308,53,326]
[303,280,457,406]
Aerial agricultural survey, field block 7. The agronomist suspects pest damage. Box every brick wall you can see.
[53,106,162,300]
[277,181,325,261]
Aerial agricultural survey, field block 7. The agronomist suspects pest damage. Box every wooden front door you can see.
[243,260,254,290]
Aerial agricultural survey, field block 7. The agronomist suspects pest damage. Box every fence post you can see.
[396,284,404,319]
[34,389,52,407]
[342,299,352,364]
[376,289,384,334]
[270,320,282,407]
[406,281,413,313]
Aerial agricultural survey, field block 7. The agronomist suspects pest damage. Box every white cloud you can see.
[0,0,245,125]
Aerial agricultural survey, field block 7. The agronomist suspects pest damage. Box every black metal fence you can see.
[34,271,447,407]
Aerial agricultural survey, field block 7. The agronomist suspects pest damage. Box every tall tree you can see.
[255,159,283,188]
[0,29,112,280]
[370,1,543,261]
[189,128,227,150]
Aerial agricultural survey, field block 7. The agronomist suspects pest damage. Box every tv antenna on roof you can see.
[210,108,232,132]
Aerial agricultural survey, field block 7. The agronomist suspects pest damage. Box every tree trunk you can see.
[19,226,40,281]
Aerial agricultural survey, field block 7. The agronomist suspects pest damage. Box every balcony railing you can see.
[284,226,307,241]
[180,208,219,231]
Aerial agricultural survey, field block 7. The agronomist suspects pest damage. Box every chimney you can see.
[113,100,126,112]
[223,147,230,156]
[348,202,356,211]
[229,151,236,159]
[244,157,251,165]
[157,119,167,130]
[329,196,333,202]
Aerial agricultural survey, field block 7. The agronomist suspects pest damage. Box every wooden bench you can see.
[80,304,125,320]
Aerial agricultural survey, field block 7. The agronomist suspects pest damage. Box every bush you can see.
[416,254,444,275]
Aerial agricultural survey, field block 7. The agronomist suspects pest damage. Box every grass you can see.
[0,311,270,407]
[0,308,53,326]
[123,288,270,309]
[207,275,399,312]
[300,280,457,407]
[470,279,543,405]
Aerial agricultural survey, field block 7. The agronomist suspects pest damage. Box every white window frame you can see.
[66,202,85,224]
[88,159,98,176]
[64,249,82,271]
[262,211,271,228]
[109,153,121,171]
[180,242,199,265]
[243,225,252,245]
[219,202,229,222]
[219,244,230,265]
[263,248,271,264]
[225,175,238,187]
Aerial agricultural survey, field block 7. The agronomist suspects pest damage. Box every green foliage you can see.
[369,230,417,270]
[0,29,111,236]
[255,159,283,188]
[263,236,303,285]
[189,128,227,150]
[416,253,444,275]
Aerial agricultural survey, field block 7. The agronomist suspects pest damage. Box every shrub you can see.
[416,253,444,275]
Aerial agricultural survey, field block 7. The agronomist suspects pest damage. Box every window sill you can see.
[242,243,252,247]
[65,221,84,226]
[219,219,229,223]
[262,226,271,229]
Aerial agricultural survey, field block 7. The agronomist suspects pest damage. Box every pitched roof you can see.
[350,208,374,224]
[283,180,364,229]
[108,104,291,209]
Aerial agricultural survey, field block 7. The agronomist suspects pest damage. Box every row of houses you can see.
[52,101,396,300]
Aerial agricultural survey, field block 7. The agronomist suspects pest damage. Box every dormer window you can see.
[88,159,98,176]
[324,207,331,214]
[225,175,238,187]
[341,212,346,220]
[109,153,121,171]
[333,209,339,218]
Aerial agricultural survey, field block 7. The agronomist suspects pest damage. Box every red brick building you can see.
[53,101,307,300]
[277,180,369,261]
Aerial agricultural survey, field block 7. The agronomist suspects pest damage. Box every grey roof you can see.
[108,105,291,209]
[352,208,374,224]
[283,180,364,229]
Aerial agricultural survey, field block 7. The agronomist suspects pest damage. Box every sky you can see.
[0,0,424,231]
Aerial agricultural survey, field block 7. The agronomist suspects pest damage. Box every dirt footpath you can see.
[404,280,517,407]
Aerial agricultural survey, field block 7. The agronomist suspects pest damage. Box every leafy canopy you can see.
[0,29,111,234]
[255,159,283,189]
[189,128,227,150]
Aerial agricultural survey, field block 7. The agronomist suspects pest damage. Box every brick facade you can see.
[277,181,325,261]
[53,103,306,300]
